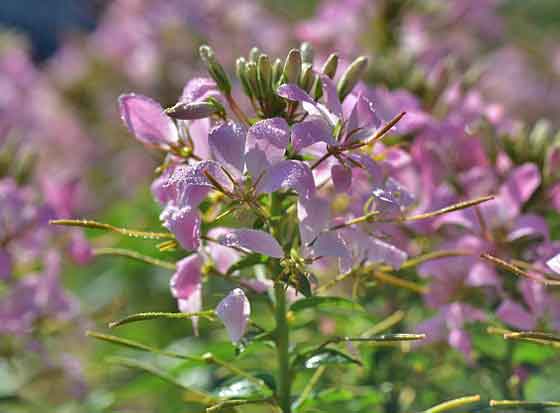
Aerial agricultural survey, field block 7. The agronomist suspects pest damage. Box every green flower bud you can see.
[282,49,302,84]
[337,56,368,100]
[272,58,283,84]
[245,61,261,100]
[529,119,552,159]
[236,57,254,99]
[199,45,231,94]
[299,63,314,93]
[321,53,338,79]
[300,42,314,65]
[257,54,273,95]
[249,46,261,63]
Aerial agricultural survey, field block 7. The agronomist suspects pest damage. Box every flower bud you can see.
[272,58,283,84]
[165,101,217,120]
[299,63,314,93]
[300,42,314,65]
[199,45,231,95]
[282,49,301,84]
[337,56,368,100]
[321,53,338,79]
[249,46,261,62]
[528,119,552,159]
[245,61,261,100]
[216,288,251,344]
[236,57,254,99]
[257,54,273,96]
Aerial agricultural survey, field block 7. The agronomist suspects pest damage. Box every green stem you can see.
[275,282,292,413]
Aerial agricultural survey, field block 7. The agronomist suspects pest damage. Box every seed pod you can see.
[322,53,338,79]
[337,56,368,100]
[300,42,314,65]
[199,45,231,94]
[282,49,302,84]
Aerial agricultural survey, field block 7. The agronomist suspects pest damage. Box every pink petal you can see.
[465,261,500,287]
[331,164,352,193]
[0,249,12,280]
[547,253,560,274]
[208,121,246,178]
[366,238,408,269]
[206,228,241,274]
[177,289,202,335]
[245,117,290,178]
[219,229,284,258]
[160,206,201,251]
[170,254,203,299]
[507,214,549,242]
[277,83,315,104]
[258,160,316,199]
[216,288,251,343]
[311,232,349,258]
[496,299,537,330]
[448,328,473,360]
[319,75,342,117]
[180,77,219,103]
[297,196,330,245]
[499,163,541,212]
[291,118,334,152]
[118,94,178,146]
[166,161,234,198]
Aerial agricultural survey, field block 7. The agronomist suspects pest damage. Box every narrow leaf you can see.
[109,311,215,328]
[290,296,365,313]
[226,254,267,275]
[107,356,214,402]
[94,248,176,270]
[86,331,202,362]
[294,348,362,369]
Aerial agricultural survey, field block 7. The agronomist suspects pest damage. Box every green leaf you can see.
[290,271,312,298]
[293,348,362,369]
[226,254,268,275]
[107,356,214,403]
[290,296,365,313]
[213,376,273,399]
[86,331,202,362]
[93,247,176,270]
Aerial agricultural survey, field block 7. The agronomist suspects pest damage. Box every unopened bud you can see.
[322,53,338,79]
[249,46,261,63]
[300,42,314,65]
[257,54,273,94]
[245,61,261,100]
[165,101,217,120]
[299,63,314,93]
[529,119,552,159]
[283,49,302,84]
[337,56,368,100]
[236,57,254,99]
[272,58,283,84]
[199,45,231,94]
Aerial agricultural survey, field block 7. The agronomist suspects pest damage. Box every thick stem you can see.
[274,282,291,413]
